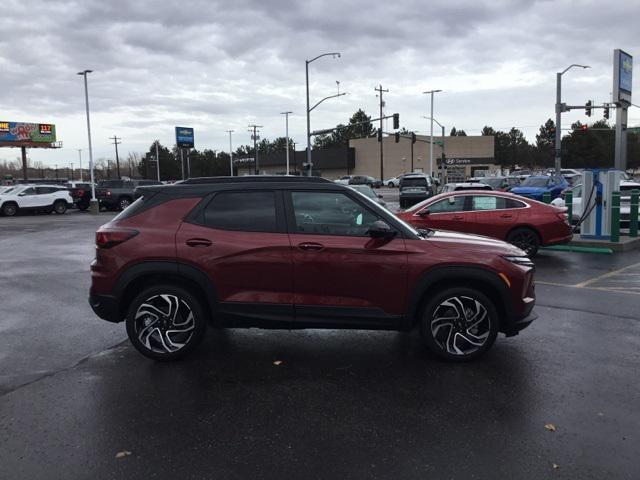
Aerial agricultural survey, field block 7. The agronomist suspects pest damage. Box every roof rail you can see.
[179,175,331,185]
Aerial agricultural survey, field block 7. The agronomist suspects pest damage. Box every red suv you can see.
[90,177,537,362]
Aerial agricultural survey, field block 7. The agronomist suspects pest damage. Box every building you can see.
[234,135,497,181]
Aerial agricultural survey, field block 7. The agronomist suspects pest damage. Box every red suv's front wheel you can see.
[420,287,498,361]
[125,285,207,361]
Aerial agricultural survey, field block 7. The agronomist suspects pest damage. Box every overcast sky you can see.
[1,0,638,168]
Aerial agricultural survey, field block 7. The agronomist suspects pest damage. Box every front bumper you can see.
[503,310,537,337]
[89,293,122,323]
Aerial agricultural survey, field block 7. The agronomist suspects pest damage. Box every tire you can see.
[420,287,499,362]
[53,200,67,215]
[388,182,394,188]
[506,227,540,257]
[2,202,17,217]
[78,203,89,211]
[125,284,207,361]
[118,196,132,211]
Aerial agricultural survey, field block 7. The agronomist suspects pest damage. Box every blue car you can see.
[510,175,568,201]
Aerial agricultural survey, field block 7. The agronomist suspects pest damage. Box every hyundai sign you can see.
[613,49,633,105]
[175,127,194,148]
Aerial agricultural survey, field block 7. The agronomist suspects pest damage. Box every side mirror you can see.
[377,194,383,199]
[418,209,430,217]
[18,192,26,196]
[366,220,396,239]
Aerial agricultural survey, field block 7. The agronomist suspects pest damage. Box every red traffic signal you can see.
[580,124,589,131]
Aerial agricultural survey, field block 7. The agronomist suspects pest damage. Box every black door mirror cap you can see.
[367,220,397,239]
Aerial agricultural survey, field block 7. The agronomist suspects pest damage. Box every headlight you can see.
[502,255,534,267]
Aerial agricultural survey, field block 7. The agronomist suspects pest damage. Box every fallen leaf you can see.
[544,423,556,432]
[273,360,283,366]
[552,463,559,469]
[115,451,132,459]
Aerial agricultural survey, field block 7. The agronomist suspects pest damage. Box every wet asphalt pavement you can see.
[1,207,639,479]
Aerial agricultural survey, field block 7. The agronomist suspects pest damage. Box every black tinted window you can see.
[99,180,124,188]
[204,191,277,233]
[290,191,381,237]
[504,198,526,209]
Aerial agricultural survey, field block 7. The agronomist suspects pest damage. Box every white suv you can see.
[0,184,73,216]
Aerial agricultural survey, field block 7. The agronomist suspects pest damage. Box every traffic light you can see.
[377,128,382,142]
[392,113,400,130]
[604,105,610,120]
[411,132,416,144]
[580,124,589,131]
[585,100,592,117]
[394,132,400,143]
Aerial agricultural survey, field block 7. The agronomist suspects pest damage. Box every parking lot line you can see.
[574,262,640,288]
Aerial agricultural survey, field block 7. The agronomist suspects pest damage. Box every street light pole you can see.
[281,112,292,175]
[226,130,234,176]
[423,116,446,180]
[423,89,442,177]
[155,140,161,181]
[306,52,341,176]
[77,149,83,181]
[555,64,590,175]
[77,69,97,214]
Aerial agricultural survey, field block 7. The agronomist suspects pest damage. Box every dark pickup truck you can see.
[96,179,162,210]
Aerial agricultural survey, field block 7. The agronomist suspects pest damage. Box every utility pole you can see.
[248,124,262,175]
[70,163,73,180]
[375,84,389,181]
[55,164,58,180]
[109,136,122,178]
[226,130,234,176]
[281,112,292,175]
[77,69,97,213]
[77,149,83,181]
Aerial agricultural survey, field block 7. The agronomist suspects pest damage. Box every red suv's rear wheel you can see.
[420,287,498,361]
[125,284,207,361]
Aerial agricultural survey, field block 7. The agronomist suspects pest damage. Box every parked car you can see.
[399,173,437,208]
[384,176,402,187]
[479,176,520,191]
[348,175,377,188]
[0,184,72,216]
[349,184,387,207]
[66,182,94,211]
[334,175,353,185]
[396,190,572,256]
[441,182,492,193]
[96,179,162,210]
[90,176,537,362]
[552,180,640,227]
[510,175,568,201]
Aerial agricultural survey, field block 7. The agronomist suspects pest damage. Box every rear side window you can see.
[504,198,526,209]
[112,192,158,221]
[204,191,277,233]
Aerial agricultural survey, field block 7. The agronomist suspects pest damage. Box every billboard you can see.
[613,49,633,104]
[0,121,57,145]
[175,126,194,148]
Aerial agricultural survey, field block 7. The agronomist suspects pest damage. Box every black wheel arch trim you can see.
[407,265,514,330]
[110,261,219,321]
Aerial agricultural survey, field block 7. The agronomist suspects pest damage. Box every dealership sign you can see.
[175,126,194,148]
[444,157,494,166]
[613,49,633,105]
[0,121,57,145]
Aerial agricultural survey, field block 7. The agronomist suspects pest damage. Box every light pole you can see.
[77,149,83,181]
[226,130,234,176]
[423,116,445,179]
[423,89,442,177]
[78,69,97,214]
[306,52,342,176]
[155,140,161,181]
[281,112,292,175]
[555,64,590,175]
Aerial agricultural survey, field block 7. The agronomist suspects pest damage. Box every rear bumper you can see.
[544,232,573,246]
[89,293,122,323]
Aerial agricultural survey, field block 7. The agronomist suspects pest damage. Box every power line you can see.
[248,124,263,175]
[109,136,122,178]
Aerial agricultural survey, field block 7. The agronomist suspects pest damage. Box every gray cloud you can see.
[0,0,638,167]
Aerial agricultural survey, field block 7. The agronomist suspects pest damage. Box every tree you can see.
[535,119,556,167]
[138,143,180,180]
[314,109,376,149]
[348,109,375,139]
[481,126,496,136]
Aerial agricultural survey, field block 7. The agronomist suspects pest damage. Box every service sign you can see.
[175,126,194,148]
[0,121,57,144]
[613,49,633,104]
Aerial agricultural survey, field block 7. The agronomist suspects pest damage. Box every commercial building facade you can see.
[235,135,497,181]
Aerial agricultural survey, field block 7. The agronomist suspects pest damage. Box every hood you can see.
[426,229,526,256]
[510,186,546,195]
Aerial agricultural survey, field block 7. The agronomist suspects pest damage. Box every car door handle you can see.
[297,242,324,252]
[452,216,464,220]
[499,213,513,218]
[186,238,212,248]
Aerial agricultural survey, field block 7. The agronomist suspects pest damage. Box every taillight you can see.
[96,228,138,249]
[556,212,569,224]
[106,190,112,196]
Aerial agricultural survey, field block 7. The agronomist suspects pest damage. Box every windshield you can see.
[480,178,503,188]
[521,177,549,187]
[1,187,16,195]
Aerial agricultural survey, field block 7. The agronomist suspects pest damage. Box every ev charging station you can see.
[580,169,624,240]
